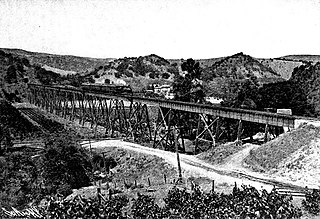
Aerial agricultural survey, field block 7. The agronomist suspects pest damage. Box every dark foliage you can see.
[43,195,128,218]
[162,72,170,79]
[40,133,93,196]
[164,184,302,219]
[172,58,205,103]
[0,99,40,145]
[6,65,18,83]
[37,183,302,218]
[132,193,168,219]
[34,65,63,85]
[0,150,42,208]
[302,189,320,215]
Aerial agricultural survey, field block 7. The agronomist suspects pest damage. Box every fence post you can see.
[212,180,215,192]
[97,180,101,204]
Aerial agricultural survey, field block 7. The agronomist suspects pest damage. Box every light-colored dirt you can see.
[272,138,320,189]
[83,140,288,192]
[219,143,260,171]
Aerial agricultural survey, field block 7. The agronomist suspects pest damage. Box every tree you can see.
[6,65,17,84]
[41,132,93,196]
[172,58,205,103]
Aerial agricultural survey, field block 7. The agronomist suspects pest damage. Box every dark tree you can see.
[41,133,93,196]
[172,58,205,103]
[6,65,17,84]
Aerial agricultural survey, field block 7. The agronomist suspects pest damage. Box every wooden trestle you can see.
[28,84,301,153]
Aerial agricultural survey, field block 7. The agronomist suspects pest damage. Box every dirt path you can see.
[219,143,261,173]
[84,139,309,192]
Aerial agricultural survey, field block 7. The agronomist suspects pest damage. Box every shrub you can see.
[43,195,128,218]
[302,189,320,215]
[0,151,41,208]
[162,72,170,79]
[40,133,93,196]
[132,193,168,219]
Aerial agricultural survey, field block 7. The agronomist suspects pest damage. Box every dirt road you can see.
[83,139,310,192]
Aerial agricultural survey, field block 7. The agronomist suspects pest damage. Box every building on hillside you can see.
[205,97,223,104]
[153,84,174,99]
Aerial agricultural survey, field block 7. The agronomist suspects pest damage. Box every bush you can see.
[0,151,41,208]
[41,133,93,196]
[162,72,170,79]
[302,189,320,215]
[43,195,128,218]
[132,193,168,219]
[164,184,302,218]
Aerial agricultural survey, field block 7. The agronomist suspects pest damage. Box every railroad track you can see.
[181,157,315,198]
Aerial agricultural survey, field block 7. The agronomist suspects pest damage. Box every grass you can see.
[196,141,246,165]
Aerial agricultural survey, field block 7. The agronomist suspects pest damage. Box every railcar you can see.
[80,83,133,95]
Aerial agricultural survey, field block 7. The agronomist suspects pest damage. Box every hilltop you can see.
[202,52,282,84]
[85,54,180,91]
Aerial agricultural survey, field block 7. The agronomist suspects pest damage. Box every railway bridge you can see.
[27,84,308,153]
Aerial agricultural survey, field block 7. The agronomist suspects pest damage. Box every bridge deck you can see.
[28,84,317,128]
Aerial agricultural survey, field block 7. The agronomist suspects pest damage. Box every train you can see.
[80,83,133,95]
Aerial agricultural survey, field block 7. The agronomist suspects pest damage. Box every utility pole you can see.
[173,127,182,180]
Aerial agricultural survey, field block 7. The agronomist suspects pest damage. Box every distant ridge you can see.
[1,48,112,74]
[279,55,320,63]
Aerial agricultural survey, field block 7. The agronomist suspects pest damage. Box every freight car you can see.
[80,83,133,95]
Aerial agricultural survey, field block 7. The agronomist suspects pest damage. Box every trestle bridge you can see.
[27,84,307,153]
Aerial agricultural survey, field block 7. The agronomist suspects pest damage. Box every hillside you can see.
[289,62,320,116]
[258,58,303,80]
[0,49,86,101]
[1,48,112,74]
[279,55,320,63]
[202,52,282,83]
[201,53,284,106]
[85,54,179,91]
[0,50,35,101]
[244,123,320,188]
[0,99,42,142]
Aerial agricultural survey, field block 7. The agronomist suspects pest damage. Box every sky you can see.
[0,0,320,59]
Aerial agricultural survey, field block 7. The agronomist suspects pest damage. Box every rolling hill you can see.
[84,54,180,91]
[257,58,303,80]
[202,52,282,84]
[1,47,320,115]
[1,48,112,74]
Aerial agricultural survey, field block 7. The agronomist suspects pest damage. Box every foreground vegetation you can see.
[0,132,93,208]
[1,183,307,218]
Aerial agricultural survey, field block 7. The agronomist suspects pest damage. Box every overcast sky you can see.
[0,0,320,59]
